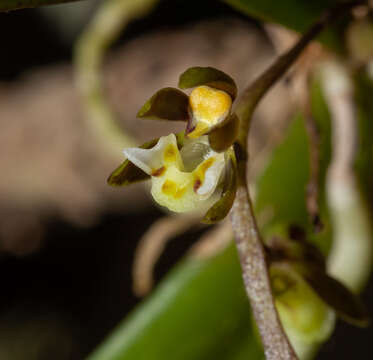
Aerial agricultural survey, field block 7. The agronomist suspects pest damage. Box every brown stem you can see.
[231,180,296,359]
[230,1,365,359]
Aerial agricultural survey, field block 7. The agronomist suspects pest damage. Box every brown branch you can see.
[0,0,83,12]
[230,1,365,359]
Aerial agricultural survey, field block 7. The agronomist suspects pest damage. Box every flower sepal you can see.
[107,133,185,187]
[208,113,240,153]
[137,87,189,121]
[178,66,237,100]
[202,149,237,224]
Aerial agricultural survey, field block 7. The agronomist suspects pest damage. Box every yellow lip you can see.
[188,85,232,138]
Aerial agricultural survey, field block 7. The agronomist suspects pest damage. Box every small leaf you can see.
[202,152,237,224]
[108,133,185,187]
[137,87,189,121]
[179,67,237,100]
[208,113,239,152]
[295,262,370,327]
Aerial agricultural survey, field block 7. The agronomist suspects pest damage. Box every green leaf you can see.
[224,0,343,49]
[255,78,333,255]
[208,113,240,153]
[179,67,237,100]
[294,262,370,327]
[88,245,264,360]
[202,152,237,224]
[255,116,310,230]
[137,87,189,121]
[107,133,185,186]
[0,0,82,12]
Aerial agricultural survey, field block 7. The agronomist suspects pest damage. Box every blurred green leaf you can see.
[224,0,344,48]
[255,115,310,231]
[88,245,264,360]
[0,0,81,12]
[179,67,237,100]
[255,80,333,255]
[137,87,189,121]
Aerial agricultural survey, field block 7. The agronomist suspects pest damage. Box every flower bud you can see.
[271,265,335,345]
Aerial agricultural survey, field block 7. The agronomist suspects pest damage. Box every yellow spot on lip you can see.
[175,187,186,199]
[199,157,215,173]
[163,144,178,163]
[193,157,215,193]
[161,179,187,199]
[162,179,177,195]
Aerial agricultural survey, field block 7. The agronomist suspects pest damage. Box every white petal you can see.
[195,153,225,198]
[123,134,178,175]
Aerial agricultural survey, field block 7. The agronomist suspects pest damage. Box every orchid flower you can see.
[123,134,225,213]
[108,67,239,222]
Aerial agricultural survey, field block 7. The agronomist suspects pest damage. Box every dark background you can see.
[0,0,371,358]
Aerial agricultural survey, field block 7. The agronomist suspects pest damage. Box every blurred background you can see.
[0,0,372,359]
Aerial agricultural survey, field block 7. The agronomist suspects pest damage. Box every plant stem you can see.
[0,0,82,12]
[230,1,365,359]
[74,0,159,158]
